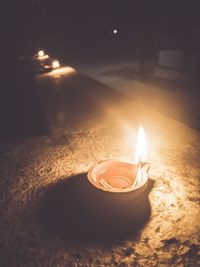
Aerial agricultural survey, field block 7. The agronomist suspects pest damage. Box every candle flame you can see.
[135,126,148,164]
[52,60,60,69]
[38,50,45,57]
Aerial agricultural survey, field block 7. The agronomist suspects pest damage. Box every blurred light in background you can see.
[38,50,45,57]
[52,60,60,69]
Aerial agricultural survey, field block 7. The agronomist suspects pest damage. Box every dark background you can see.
[2,0,200,59]
[1,0,200,138]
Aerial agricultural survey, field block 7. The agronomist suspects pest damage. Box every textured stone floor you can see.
[0,67,199,266]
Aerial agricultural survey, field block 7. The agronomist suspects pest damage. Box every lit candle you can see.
[38,50,45,57]
[37,50,49,60]
[87,126,150,193]
[52,60,60,69]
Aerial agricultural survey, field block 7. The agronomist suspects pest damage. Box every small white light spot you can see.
[52,60,60,69]
[113,29,118,34]
[38,50,44,57]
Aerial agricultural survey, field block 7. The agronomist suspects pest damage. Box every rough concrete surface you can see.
[0,67,199,266]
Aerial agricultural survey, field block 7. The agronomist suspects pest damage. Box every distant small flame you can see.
[135,126,148,164]
[38,50,44,57]
[37,50,49,60]
[52,60,60,69]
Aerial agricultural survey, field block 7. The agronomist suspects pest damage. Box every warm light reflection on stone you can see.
[38,55,49,60]
[41,66,77,78]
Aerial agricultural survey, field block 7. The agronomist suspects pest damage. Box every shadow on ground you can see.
[39,173,154,244]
